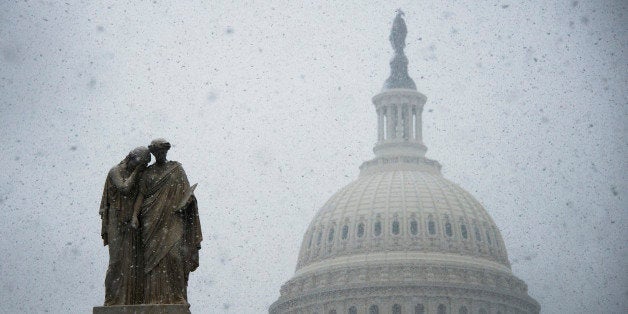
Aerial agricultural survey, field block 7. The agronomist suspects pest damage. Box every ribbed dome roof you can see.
[296,159,510,272]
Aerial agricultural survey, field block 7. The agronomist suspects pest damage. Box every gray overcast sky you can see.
[0,1,626,313]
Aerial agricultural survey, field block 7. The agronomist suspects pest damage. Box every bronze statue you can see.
[383,9,417,90]
[389,9,407,54]
[98,140,202,311]
[130,139,203,305]
[99,146,151,305]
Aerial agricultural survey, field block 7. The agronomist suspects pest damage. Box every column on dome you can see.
[377,107,385,141]
[396,103,403,138]
[401,104,406,140]
[404,104,414,141]
[410,105,415,141]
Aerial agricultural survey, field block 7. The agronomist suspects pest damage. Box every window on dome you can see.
[348,307,357,314]
[392,304,401,314]
[475,226,481,242]
[328,228,335,243]
[342,225,349,240]
[392,220,400,235]
[415,304,425,314]
[461,224,468,239]
[369,305,379,314]
[374,221,382,236]
[437,304,446,314]
[486,230,492,245]
[308,232,314,248]
[458,306,468,314]
[357,223,365,238]
[445,222,453,237]
[317,231,322,245]
[428,220,436,235]
[410,220,418,235]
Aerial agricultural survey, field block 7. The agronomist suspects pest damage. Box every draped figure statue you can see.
[99,147,151,305]
[131,139,203,305]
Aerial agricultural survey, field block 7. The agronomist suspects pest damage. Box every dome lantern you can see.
[371,11,432,162]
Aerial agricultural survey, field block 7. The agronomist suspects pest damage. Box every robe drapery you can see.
[138,161,202,304]
[99,166,143,305]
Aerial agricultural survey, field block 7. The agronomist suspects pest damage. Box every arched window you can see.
[357,222,365,238]
[392,220,400,235]
[392,304,401,314]
[475,226,482,242]
[348,307,357,314]
[374,221,382,236]
[317,230,323,245]
[410,220,419,235]
[369,305,379,314]
[415,304,425,314]
[437,304,446,314]
[459,306,468,314]
[486,230,492,245]
[342,225,349,240]
[428,220,436,235]
[460,224,468,239]
[445,222,453,237]
[328,227,335,243]
[479,309,488,314]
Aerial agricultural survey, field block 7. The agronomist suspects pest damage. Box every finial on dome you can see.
[383,10,416,90]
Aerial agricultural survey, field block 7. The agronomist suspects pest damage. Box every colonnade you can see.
[376,103,423,143]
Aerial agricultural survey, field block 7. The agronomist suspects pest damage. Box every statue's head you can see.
[148,138,171,164]
[127,146,151,169]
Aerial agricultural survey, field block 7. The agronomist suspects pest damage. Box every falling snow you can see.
[0,1,626,313]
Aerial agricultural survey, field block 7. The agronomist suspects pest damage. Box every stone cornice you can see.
[295,251,511,279]
[372,89,427,106]
[359,156,441,176]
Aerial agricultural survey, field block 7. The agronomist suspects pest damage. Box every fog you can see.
[0,1,626,313]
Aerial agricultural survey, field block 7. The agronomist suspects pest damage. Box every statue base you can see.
[93,304,191,314]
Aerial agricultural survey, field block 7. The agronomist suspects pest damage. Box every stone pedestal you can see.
[93,304,191,314]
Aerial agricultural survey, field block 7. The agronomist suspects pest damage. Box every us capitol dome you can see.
[270,12,540,314]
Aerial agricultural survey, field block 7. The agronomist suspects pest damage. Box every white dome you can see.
[296,162,510,273]
[272,158,539,314]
